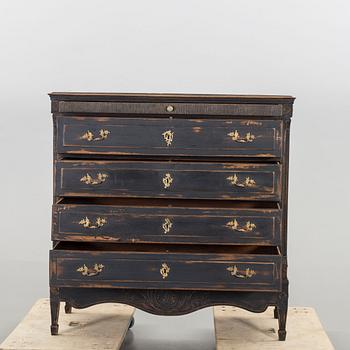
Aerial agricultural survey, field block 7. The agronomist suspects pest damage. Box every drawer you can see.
[50,244,282,291]
[52,99,285,117]
[55,161,281,201]
[56,117,282,158]
[52,203,282,245]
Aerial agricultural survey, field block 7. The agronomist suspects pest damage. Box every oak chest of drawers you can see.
[49,92,294,341]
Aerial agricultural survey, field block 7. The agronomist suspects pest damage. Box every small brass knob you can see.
[166,105,174,112]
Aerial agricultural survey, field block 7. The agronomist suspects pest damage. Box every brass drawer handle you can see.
[162,173,173,189]
[227,265,256,279]
[80,129,110,141]
[226,219,256,232]
[162,130,174,146]
[166,105,174,112]
[227,174,256,187]
[77,263,104,277]
[79,216,107,229]
[162,218,173,234]
[160,263,170,279]
[228,130,255,143]
[80,173,108,185]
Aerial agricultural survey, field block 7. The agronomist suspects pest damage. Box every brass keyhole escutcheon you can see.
[166,105,174,112]
[162,218,173,234]
[160,263,170,279]
[162,130,174,146]
[162,173,173,189]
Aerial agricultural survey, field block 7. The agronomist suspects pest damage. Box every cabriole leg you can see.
[50,288,60,335]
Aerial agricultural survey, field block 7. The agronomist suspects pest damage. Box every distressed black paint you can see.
[49,92,294,341]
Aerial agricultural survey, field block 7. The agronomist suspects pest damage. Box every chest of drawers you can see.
[49,92,294,341]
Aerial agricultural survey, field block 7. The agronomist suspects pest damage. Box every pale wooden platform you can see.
[214,306,334,349]
[0,299,135,350]
[1,301,335,349]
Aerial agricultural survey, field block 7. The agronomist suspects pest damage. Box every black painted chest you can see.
[49,92,294,341]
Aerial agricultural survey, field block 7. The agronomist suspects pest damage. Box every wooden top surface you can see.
[49,92,295,104]
[0,299,134,350]
[214,306,334,349]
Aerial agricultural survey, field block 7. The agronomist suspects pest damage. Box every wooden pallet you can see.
[214,306,334,349]
[1,301,334,349]
[0,299,135,350]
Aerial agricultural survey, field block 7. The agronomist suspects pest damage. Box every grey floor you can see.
[121,310,215,350]
[0,260,347,349]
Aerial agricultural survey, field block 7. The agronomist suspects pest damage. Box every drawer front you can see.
[50,250,282,291]
[55,161,281,201]
[54,101,284,117]
[57,117,282,158]
[52,205,282,245]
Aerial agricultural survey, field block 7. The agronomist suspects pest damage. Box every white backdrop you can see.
[1,1,349,348]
